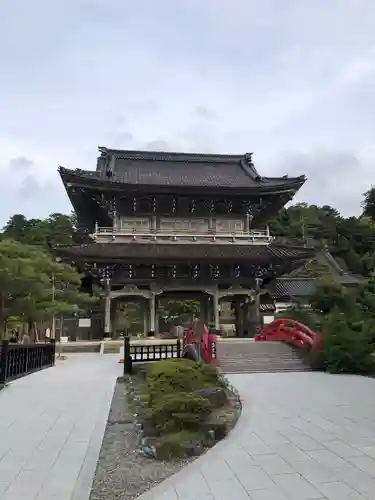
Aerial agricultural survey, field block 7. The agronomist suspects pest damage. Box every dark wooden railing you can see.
[123,337,181,374]
[0,340,56,384]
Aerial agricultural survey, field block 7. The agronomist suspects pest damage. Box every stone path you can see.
[2,357,375,500]
[138,372,375,500]
[0,354,121,500]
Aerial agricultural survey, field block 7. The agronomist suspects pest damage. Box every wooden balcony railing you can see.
[92,225,273,245]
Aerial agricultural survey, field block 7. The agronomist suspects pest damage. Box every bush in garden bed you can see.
[146,358,225,398]
[148,392,212,433]
[155,430,213,460]
[128,359,240,460]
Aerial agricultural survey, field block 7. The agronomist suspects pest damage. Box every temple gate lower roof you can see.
[55,242,314,262]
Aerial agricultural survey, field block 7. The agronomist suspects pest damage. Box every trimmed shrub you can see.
[146,358,220,402]
[149,392,212,433]
[155,430,208,460]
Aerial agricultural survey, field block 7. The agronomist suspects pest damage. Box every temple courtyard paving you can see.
[0,357,375,499]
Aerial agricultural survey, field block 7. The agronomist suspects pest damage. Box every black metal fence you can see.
[123,337,181,374]
[0,340,56,384]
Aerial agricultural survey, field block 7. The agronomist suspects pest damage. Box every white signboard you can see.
[78,318,91,328]
[263,315,275,324]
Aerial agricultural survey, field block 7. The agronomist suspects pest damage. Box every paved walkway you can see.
[2,360,375,500]
[138,372,375,500]
[0,354,121,500]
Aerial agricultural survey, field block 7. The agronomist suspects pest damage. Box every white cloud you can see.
[0,0,374,223]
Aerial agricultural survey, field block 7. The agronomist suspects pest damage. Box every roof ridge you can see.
[239,153,262,181]
[276,277,314,281]
[319,250,344,275]
[98,146,245,164]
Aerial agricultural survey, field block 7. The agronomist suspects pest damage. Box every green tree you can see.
[159,300,200,326]
[2,212,82,250]
[3,214,31,241]
[0,239,95,339]
[322,309,374,374]
[362,186,375,221]
[357,273,375,320]
[310,280,352,314]
[115,302,143,335]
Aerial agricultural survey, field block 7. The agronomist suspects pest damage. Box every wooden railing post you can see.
[50,338,56,366]
[0,340,9,384]
[123,336,132,375]
[176,338,181,358]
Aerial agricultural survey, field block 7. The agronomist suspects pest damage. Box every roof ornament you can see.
[244,152,253,165]
[243,153,261,181]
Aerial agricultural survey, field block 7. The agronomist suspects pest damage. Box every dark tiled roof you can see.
[56,242,314,262]
[59,147,306,192]
[289,251,367,286]
[271,278,316,299]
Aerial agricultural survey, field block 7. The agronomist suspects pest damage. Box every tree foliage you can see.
[309,281,352,314]
[2,212,87,248]
[362,186,375,221]
[159,300,200,325]
[321,309,375,374]
[270,194,375,277]
[0,239,95,338]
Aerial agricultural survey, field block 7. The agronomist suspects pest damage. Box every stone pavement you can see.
[0,354,121,500]
[138,372,375,500]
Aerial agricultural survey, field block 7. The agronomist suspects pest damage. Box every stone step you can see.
[219,366,312,374]
[217,341,311,374]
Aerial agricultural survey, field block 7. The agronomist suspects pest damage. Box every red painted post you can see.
[207,332,217,364]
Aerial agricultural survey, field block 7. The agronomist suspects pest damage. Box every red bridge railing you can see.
[183,322,217,364]
[255,318,324,354]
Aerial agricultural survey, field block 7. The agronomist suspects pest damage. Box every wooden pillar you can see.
[212,290,220,330]
[155,295,159,335]
[151,215,157,232]
[111,300,118,339]
[253,292,261,329]
[143,301,148,336]
[233,300,243,337]
[149,293,156,333]
[104,294,111,336]
[245,214,250,233]
[244,292,262,336]
[200,297,209,326]
[242,301,250,337]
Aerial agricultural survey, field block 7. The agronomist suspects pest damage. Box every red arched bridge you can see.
[217,318,324,374]
[256,318,323,351]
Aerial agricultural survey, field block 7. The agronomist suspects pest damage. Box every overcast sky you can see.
[0,0,374,225]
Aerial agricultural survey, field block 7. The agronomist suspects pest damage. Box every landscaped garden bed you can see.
[89,359,241,500]
[129,358,241,460]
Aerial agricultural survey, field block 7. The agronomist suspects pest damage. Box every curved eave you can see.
[54,242,315,263]
[58,167,305,196]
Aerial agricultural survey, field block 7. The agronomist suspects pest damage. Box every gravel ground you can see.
[89,379,196,500]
